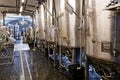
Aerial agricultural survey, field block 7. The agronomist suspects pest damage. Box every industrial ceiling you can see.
[0,0,43,16]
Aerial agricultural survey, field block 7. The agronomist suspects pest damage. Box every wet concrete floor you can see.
[0,40,68,80]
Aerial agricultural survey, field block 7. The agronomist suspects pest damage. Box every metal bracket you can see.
[101,41,120,57]
[101,42,112,53]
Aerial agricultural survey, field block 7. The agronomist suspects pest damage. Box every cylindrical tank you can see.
[68,0,84,48]
[85,0,120,78]
[86,0,120,63]
[39,4,46,41]
[26,27,34,41]
[58,0,69,47]
[55,0,84,48]
[46,0,53,43]
[35,9,40,41]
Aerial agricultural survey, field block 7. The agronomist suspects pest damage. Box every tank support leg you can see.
[59,46,62,68]
[85,56,89,80]
[72,49,75,64]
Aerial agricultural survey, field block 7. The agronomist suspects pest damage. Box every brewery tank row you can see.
[24,0,120,80]
[1,0,120,80]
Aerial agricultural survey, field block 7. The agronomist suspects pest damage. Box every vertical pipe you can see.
[84,0,89,80]
[48,43,50,59]
[85,56,89,80]
[44,2,47,54]
[72,49,75,63]
[113,11,117,49]
[3,12,5,26]
[80,0,83,67]
[52,0,57,67]
[16,0,17,11]
[32,15,36,48]
[55,17,58,47]
[59,46,62,68]
[66,0,70,46]
[32,15,33,27]
[80,31,82,66]
[14,25,15,39]
[32,15,34,37]
[53,44,56,66]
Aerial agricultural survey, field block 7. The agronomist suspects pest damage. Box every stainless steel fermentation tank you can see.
[36,0,84,47]
[48,0,85,65]
[35,0,85,65]
[54,0,85,48]
[85,0,120,79]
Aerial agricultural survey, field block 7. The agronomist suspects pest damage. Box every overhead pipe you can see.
[65,2,81,20]
[43,3,52,16]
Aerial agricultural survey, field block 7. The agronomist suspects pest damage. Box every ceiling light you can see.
[20,6,23,12]
[21,0,25,3]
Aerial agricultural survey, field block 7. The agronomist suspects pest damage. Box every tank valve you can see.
[110,49,120,57]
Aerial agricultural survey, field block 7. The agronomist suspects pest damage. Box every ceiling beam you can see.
[24,9,35,12]
[0,5,19,8]
[3,11,33,15]
[24,0,28,9]
[3,11,19,13]
[23,11,34,14]
[26,4,35,7]
[22,13,33,16]
[16,0,19,11]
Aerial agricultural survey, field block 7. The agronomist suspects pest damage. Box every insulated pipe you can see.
[52,0,58,66]
[43,3,52,17]
[44,2,48,55]
[113,10,117,51]
[84,0,89,80]
[80,0,83,67]
[53,0,58,47]
[32,15,36,48]
[66,0,70,47]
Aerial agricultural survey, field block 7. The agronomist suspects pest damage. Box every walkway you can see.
[0,37,67,80]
